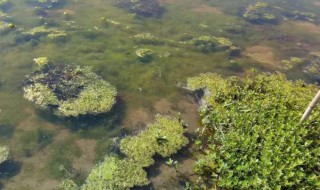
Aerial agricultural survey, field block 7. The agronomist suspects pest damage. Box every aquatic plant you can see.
[33,57,49,68]
[81,156,149,190]
[0,20,13,34]
[191,36,239,55]
[120,115,189,167]
[188,73,320,189]
[22,26,67,40]
[135,48,156,63]
[0,145,9,164]
[59,179,78,190]
[23,63,117,117]
[242,2,277,24]
[133,33,161,44]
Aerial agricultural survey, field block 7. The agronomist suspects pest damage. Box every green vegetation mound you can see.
[188,73,320,189]
[60,115,189,190]
[23,62,117,117]
[120,115,189,167]
[242,2,277,24]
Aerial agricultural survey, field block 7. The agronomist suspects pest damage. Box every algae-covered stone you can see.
[82,156,149,190]
[192,36,239,55]
[136,48,155,63]
[120,115,189,166]
[242,2,277,24]
[59,179,78,190]
[0,145,9,164]
[131,0,164,17]
[23,63,117,117]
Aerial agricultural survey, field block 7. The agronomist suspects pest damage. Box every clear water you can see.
[0,0,320,189]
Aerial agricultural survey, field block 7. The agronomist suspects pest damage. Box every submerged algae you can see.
[242,2,277,24]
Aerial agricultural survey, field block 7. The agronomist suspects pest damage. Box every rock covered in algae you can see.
[0,21,14,34]
[120,115,189,167]
[135,48,156,63]
[242,2,277,24]
[0,145,9,164]
[81,156,149,190]
[23,62,117,117]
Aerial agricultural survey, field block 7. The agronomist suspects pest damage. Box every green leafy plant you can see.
[188,72,320,189]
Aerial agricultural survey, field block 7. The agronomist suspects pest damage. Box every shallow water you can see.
[0,0,320,189]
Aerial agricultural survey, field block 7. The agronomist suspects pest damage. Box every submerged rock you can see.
[23,62,117,117]
[242,2,277,24]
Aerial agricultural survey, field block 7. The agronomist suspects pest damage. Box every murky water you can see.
[0,0,320,189]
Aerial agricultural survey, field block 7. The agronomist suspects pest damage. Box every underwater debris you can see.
[135,48,156,63]
[23,62,117,117]
[242,2,277,24]
[0,145,9,164]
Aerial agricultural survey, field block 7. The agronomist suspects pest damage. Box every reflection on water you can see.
[0,0,320,189]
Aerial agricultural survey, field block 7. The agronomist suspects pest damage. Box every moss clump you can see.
[120,115,189,167]
[22,26,67,39]
[242,2,277,24]
[64,115,188,190]
[135,48,156,63]
[23,63,117,117]
[188,73,320,189]
[191,36,239,55]
[81,156,149,190]
[0,146,9,164]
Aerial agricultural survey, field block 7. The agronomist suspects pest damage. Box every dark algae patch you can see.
[0,0,320,189]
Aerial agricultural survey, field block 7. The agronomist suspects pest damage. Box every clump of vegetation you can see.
[60,115,188,190]
[0,146,9,164]
[59,179,78,190]
[187,73,320,189]
[190,36,240,55]
[135,48,156,63]
[22,26,67,40]
[242,2,277,24]
[120,115,189,167]
[23,61,117,117]
[81,156,149,190]
[0,21,14,34]
[133,33,162,44]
